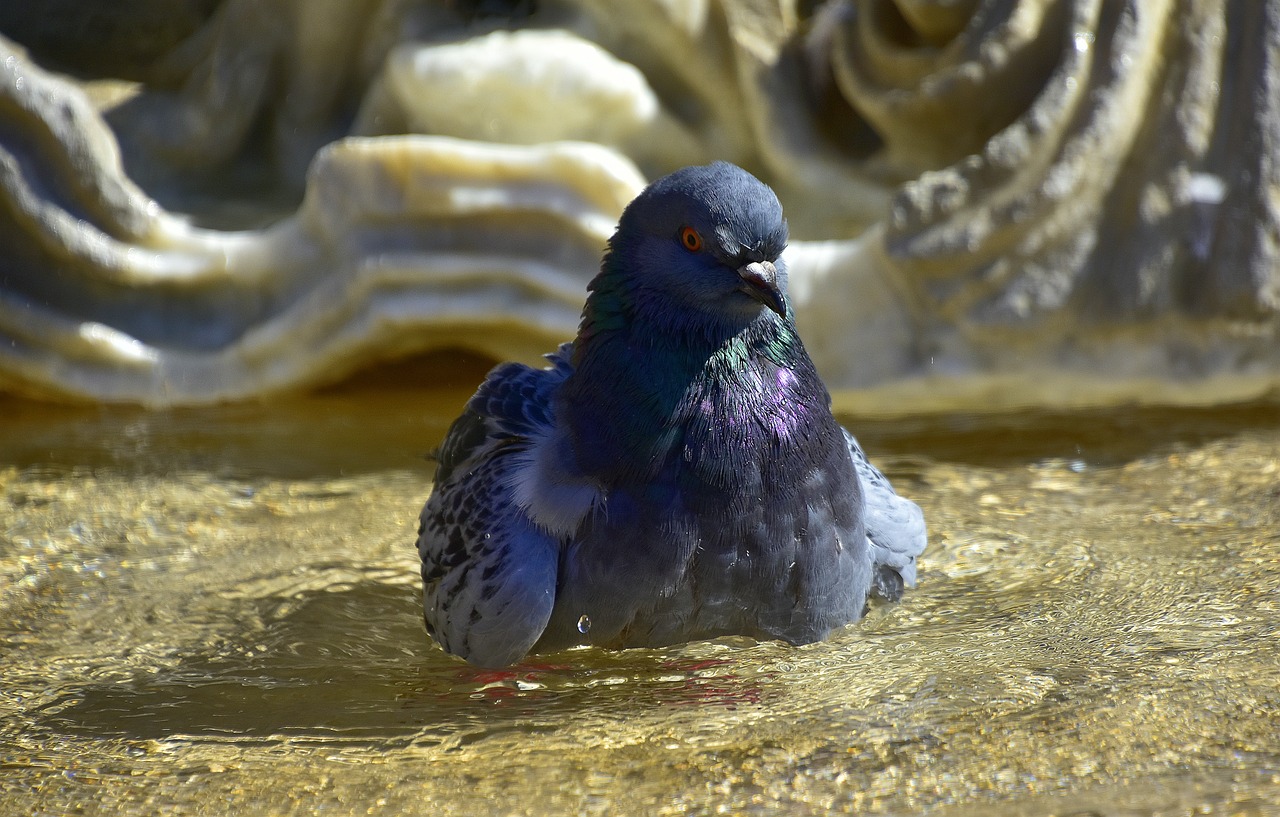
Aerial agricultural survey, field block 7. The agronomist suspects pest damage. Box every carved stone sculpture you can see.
[0,0,1276,410]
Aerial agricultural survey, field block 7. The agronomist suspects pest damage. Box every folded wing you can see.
[416,346,574,667]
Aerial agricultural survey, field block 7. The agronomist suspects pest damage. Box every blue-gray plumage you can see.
[416,162,927,667]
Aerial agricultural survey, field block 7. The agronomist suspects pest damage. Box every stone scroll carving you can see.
[0,0,1277,410]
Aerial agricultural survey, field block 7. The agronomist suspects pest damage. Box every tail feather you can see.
[842,429,927,600]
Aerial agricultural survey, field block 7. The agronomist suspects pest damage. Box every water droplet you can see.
[483,533,491,540]
[577,614,592,634]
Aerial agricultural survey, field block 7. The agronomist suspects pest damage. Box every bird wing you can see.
[416,344,574,666]
[842,429,927,601]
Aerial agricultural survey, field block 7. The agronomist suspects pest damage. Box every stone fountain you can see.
[0,0,1276,411]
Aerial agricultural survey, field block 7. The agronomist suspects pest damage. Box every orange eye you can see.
[679,226,703,252]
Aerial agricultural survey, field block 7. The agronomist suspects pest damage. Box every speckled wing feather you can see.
[843,429,927,601]
[416,345,573,667]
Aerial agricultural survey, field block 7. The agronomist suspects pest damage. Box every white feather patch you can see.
[507,423,601,537]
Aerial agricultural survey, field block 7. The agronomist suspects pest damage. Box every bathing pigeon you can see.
[416,162,926,667]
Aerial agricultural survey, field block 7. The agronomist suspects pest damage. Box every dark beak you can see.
[737,260,786,317]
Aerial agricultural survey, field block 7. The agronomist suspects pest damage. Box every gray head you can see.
[606,162,790,322]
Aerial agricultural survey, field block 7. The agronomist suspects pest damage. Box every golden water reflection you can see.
[1,384,1278,815]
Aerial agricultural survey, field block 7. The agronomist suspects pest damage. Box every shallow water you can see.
[2,375,1278,815]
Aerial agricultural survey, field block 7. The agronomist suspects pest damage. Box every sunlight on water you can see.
[1,384,1278,815]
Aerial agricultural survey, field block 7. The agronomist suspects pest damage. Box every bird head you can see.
[601,162,791,328]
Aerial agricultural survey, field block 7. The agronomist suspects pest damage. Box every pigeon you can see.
[416,162,926,667]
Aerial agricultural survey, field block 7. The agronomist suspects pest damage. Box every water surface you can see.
[2,377,1278,815]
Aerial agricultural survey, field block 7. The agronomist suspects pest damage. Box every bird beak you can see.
[736,260,786,317]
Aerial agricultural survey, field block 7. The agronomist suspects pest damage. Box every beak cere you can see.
[737,260,786,317]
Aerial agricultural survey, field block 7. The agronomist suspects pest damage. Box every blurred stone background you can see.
[0,0,1276,411]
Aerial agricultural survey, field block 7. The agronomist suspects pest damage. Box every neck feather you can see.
[561,262,827,479]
